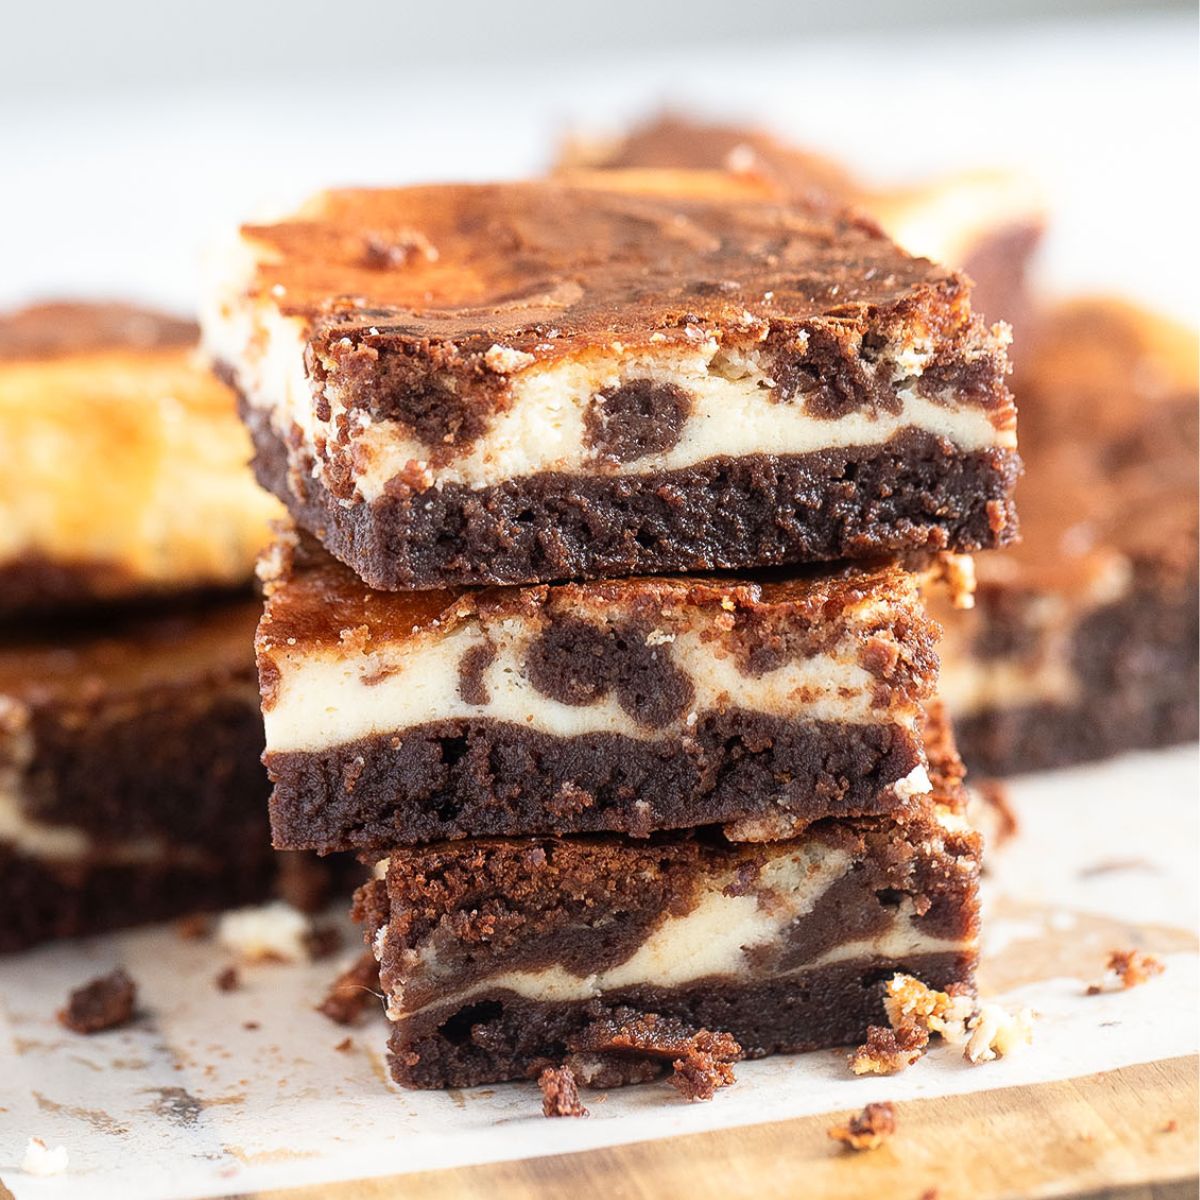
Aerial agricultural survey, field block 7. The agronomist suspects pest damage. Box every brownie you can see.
[557,113,1045,329]
[0,300,282,616]
[207,174,1018,589]
[256,531,947,851]
[935,299,1198,774]
[0,597,350,953]
[355,767,979,1090]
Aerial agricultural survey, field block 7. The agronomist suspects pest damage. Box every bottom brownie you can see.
[380,954,970,1090]
[355,769,980,1090]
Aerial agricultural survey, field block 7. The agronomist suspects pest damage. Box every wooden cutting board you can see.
[253,1055,1197,1200]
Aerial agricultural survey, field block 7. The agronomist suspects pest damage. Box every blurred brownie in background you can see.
[936,299,1198,773]
[0,302,282,616]
[0,302,344,952]
[557,113,1045,331]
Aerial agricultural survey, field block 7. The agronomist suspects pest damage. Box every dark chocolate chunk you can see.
[585,378,692,463]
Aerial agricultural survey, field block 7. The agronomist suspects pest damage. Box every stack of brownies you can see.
[0,302,302,952]
[205,172,1019,1091]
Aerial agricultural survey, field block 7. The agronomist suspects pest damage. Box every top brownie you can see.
[0,301,283,615]
[559,114,1045,330]
[206,174,1019,589]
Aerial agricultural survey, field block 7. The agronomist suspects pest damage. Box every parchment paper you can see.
[2,746,1196,1200]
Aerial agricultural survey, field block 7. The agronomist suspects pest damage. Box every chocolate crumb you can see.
[58,968,137,1034]
[1093,948,1165,992]
[243,1021,260,1031]
[849,1024,928,1075]
[334,1037,353,1053]
[1163,1119,1179,1133]
[214,967,240,993]
[317,952,380,1026]
[828,1101,898,1151]
[538,1066,589,1118]
[176,914,211,941]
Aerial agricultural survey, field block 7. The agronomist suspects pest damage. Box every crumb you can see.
[22,1137,68,1176]
[963,1002,1035,1063]
[316,952,380,1026]
[538,1066,589,1118]
[1086,984,1103,996]
[919,1189,939,1200]
[851,974,1029,1073]
[567,1010,740,1102]
[176,913,212,940]
[217,901,312,963]
[885,974,975,1045]
[1107,949,1165,990]
[243,1020,260,1031]
[334,1037,353,1053]
[828,1101,897,1151]
[849,1024,928,1075]
[1162,1119,1178,1133]
[214,966,240,993]
[304,923,343,961]
[57,968,137,1034]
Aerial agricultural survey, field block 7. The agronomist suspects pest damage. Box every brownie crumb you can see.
[316,952,380,1026]
[849,1024,928,1076]
[334,1036,353,1053]
[851,974,1029,1072]
[214,966,240,993]
[243,1020,260,1031]
[828,1101,898,1151]
[58,968,137,1034]
[1163,1119,1179,1133]
[569,1009,741,1103]
[1090,948,1166,993]
[538,1066,589,1118]
[176,914,212,941]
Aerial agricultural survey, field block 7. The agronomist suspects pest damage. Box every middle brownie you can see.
[257,533,941,851]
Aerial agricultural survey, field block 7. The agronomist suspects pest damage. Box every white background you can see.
[2,6,1197,323]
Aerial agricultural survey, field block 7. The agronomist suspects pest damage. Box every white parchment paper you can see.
[2,746,1196,1200]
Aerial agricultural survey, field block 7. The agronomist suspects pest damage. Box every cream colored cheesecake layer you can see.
[263,615,915,753]
[205,249,1013,502]
[0,347,282,586]
[382,845,970,1020]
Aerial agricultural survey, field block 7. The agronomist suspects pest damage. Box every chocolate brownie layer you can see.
[0,301,281,616]
[269,716,925,850]
[209,173,1017,588]
[381,954,972,1089]
[257,533,945,849]
[557,113,1045,328]
[246,403,1017,588]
